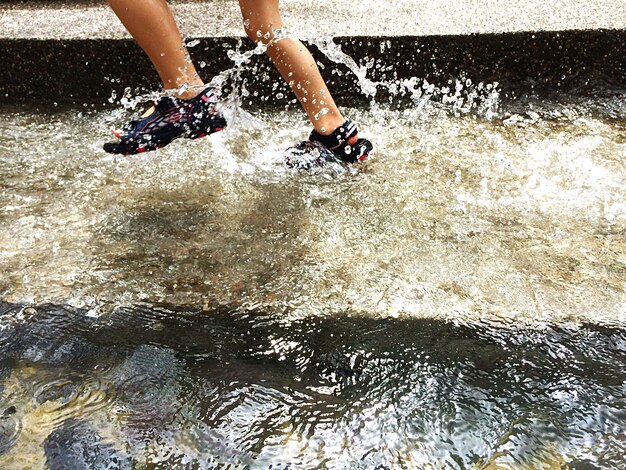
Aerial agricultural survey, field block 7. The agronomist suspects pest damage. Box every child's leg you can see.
[238,0,347,136]
[108,0,204,99]
[104,0,226,155]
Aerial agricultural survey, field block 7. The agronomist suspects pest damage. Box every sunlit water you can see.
[1,90,625,327]
[0,76,625,468]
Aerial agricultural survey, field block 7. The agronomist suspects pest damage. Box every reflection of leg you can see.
[238,0,346,136]
[108,0,203,99]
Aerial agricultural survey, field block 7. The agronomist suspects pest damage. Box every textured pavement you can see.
[1,0,625,39]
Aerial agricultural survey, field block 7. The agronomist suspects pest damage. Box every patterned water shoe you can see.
[103,87,226,155]
[285,120,372,169]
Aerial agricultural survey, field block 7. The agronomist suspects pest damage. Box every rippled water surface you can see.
[0,302,624,469]
[0,83,625,468]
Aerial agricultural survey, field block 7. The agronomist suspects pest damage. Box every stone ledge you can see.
[1,29,625,105]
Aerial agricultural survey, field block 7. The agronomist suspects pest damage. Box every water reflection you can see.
[0,303,624,468]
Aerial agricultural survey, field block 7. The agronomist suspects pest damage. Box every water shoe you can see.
[103,87,226,155]
[285,120,372,169]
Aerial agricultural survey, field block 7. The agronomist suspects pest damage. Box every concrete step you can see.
[1,1,624,103]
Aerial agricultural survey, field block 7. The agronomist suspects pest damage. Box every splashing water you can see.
[2,90,625,327]
[0,32,625,469]
[305,35,501,119]
[306,35,381,99]
[106,29,502,129]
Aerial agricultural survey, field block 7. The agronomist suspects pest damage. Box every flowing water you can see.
[0,36,625,468]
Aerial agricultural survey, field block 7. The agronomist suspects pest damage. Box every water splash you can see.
[105,31,502,132]
[1,28,625,470]
[306,35,380,99]
[2,89,625,327]
[307,35,501,118]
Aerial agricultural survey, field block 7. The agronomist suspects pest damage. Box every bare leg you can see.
[238,0,347,136]
[108,0,203,99]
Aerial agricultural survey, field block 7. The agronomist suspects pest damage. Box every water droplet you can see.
[314,108,329,121]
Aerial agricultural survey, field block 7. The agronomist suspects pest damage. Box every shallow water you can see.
[1,89,625,327]
[0,302,625,469]
[0,83,625,468]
